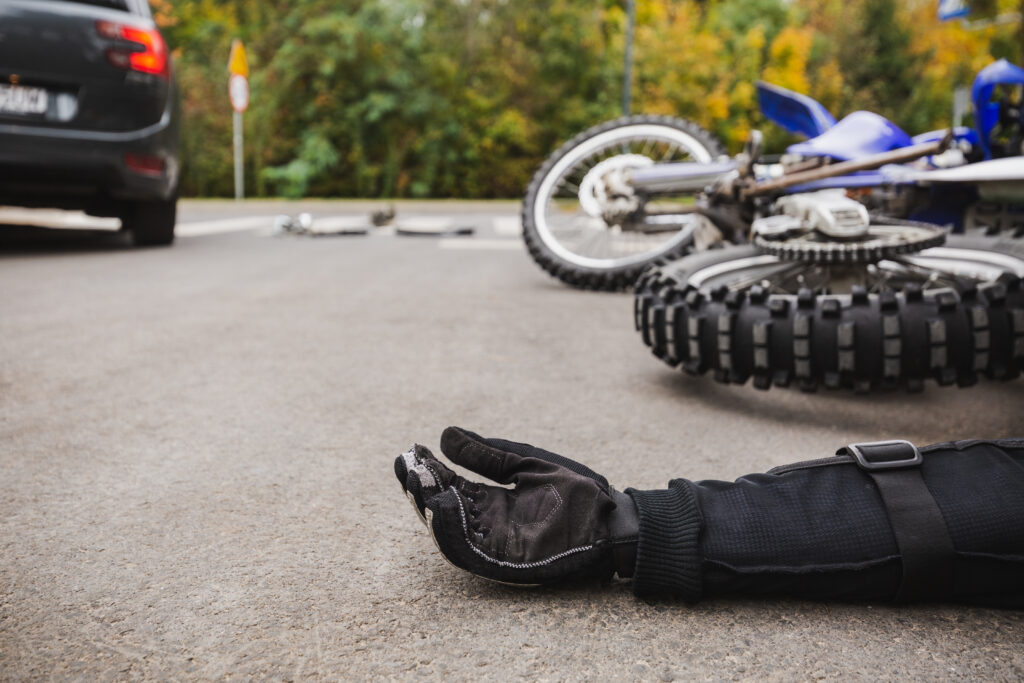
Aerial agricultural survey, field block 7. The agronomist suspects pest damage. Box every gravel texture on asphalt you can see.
[1,204,1022,679]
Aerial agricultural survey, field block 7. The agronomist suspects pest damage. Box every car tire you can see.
[125,196,176,247]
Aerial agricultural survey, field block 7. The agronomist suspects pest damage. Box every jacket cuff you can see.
[626,480,703,600]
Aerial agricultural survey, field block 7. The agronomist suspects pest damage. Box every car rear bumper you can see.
[0,105,179,214]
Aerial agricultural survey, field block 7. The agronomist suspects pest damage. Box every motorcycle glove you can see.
[394,426,639,586]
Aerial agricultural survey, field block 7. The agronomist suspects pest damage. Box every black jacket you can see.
[629,439,1024,606]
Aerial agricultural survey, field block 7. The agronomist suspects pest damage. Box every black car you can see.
[0,0,180,245]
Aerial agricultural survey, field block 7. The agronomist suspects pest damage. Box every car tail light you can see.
[125,153,165,176]
[96,20,169,78]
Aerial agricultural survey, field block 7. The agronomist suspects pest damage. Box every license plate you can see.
[0,84,48,116]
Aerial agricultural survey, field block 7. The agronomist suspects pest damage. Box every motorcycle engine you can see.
[754,190,871,241]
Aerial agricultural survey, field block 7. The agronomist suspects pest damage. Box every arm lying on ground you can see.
[395,428,1024,606]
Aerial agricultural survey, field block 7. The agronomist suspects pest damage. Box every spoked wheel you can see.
[523,115,725,291]
[635,236,1024,392]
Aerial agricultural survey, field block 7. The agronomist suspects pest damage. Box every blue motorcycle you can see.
[523,59,1024,292]
[625,61,1024,393]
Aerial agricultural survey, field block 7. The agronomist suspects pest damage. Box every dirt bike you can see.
[627,123,1024,392]
[522,59,1024,292]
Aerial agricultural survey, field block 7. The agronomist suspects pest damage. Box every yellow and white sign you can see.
[229,73,249,113]
[227,39,249,114]
[228,39,249,78]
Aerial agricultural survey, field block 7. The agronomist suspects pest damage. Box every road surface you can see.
[1,200,1022,679]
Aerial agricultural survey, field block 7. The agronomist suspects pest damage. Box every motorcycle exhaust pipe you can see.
[629,161,738,194]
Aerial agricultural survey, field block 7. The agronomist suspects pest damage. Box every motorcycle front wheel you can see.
[523,115,725,291]
[634,237,1024,392]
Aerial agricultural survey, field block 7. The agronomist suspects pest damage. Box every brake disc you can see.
[577,154,653,220]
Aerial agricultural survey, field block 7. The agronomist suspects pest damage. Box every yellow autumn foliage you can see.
[163,0,1023,197]
[762,26,814,94]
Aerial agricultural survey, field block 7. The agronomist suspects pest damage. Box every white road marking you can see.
[177,213,525,239]
[308,215,372,232]
[438,239,523,250]
[393,216,454,233]
[492,216,522,236]
[176,216,269,237]
[0,207,527,243]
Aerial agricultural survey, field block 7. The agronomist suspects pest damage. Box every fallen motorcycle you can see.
[523,60,1024,291]
[632,147,1024,392]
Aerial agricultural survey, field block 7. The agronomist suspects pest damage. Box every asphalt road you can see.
[2,200,1022,679]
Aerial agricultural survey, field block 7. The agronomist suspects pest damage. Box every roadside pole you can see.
[622,0,635,116]
[233,110,243,201]
[228,39,250,201]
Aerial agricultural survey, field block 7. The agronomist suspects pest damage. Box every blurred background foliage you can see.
[153,0,1023,198]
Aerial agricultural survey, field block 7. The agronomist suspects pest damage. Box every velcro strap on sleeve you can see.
[839,440,955,602]
[608,488,639,579]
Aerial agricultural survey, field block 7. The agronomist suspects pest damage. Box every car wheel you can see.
[125,197,176,247]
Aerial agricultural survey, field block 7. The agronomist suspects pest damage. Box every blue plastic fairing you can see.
[756,81,836,139]
[972,59,1024,159]
[786,111,913,161]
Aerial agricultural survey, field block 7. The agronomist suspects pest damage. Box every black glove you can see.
[394,427,639,586]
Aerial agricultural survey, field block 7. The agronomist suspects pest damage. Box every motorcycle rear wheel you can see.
[523,115,725,292]
[634,236,1024,392]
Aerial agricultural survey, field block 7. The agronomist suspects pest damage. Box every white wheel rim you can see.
[689,255,782,288]
[686,247,1024,292]
[902,246,1024,280]
[532,124,715,270]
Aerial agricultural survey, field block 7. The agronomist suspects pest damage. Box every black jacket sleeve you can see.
[627,438,1024,605]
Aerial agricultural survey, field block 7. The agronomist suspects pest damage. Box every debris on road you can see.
[272,212,369,237]
[272,209,475,238]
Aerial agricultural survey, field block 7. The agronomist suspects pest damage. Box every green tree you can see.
[836,0,922,123]
[158,0,1019,198]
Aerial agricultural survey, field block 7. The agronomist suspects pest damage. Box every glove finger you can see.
[394,445,420,491]
[400,444,458,517]
[441,426,609,489]
[395,444,439,492]
[396,445,431,525]
[439,426,523,484]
